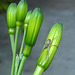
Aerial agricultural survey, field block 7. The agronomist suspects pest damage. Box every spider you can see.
[42,36,58,59]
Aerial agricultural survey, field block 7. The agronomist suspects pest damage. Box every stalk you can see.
[17,56,27,75]
[11,26,20,75]
[33,66,44,75]
[15,27,27,75]
[19,27,27,57]
[17,26,28,75]
[9,34,14,54]
[9,34,15,75]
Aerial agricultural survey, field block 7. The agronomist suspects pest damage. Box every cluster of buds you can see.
[7,0,63,75]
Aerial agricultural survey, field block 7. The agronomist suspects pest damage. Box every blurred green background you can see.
[0,0,14,12]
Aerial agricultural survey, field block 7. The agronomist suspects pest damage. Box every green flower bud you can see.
[16,0,28,23]
[7,3,17,34]
[24,10,32,29]
[24,10,32,27]
[36,23,63,71]
[23,8,43,57]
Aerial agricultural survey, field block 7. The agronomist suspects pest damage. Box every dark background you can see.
[0,0,75,75]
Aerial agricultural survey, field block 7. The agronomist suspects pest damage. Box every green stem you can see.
[10,34,15,75]
[17,56,27,75]
[15,27,27,75]
[33,66,44,75]
[15,55,19,75]
[11,26,20,75]
[9,34,15,54]
[11,54,15,75]
[19,27,27,57]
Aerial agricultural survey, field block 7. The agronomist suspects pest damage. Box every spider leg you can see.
[46,46,49,60]
[42,46,46,50]
[49,44,58,47]
[42,42,47,50]
[51,36,58,43]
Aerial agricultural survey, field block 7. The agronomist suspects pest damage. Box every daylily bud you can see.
[23,8,43,57]
[36,23,63,71]
[7,3,17,34]
[16,0,28,23]
[24,10,32,29]
[24,10,32,25]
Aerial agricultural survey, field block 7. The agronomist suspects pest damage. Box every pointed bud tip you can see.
[54,22,63,27]
[24,10,32,24]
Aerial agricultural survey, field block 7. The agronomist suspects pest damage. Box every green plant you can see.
[7,0,63,75]
[0,0,14,12]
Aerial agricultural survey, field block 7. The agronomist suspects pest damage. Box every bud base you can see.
[23,44,32,57]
